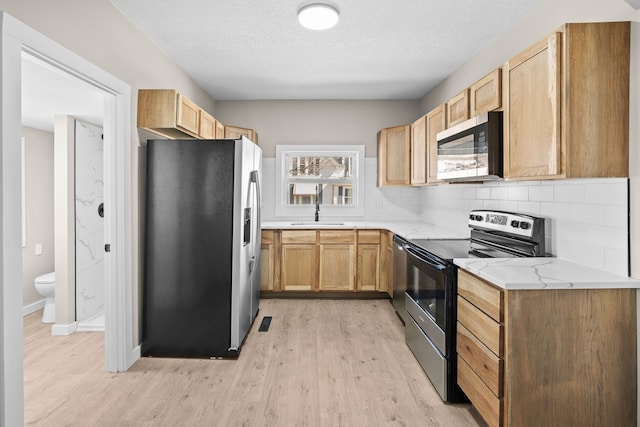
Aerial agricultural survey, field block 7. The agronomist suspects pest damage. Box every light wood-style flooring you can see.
[24,299,484,426]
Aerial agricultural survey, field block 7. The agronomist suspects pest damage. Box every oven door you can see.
[404,246,448,355]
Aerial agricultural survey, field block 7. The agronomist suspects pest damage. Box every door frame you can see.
[1,12,135,426]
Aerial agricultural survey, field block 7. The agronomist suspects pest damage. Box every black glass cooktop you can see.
[409,238,521,261]
[409,239,472,261]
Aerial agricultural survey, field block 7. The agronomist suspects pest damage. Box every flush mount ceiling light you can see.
[298,3,340,30]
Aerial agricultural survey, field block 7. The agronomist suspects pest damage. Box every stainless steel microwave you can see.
[436,111,503,182]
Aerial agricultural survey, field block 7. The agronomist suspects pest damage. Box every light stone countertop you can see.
[454,257,640,290]
[261,220,470,240]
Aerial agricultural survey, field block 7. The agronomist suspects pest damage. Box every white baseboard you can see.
[23,299,45,316]
[127,345,141,371]
[52,322,78,336]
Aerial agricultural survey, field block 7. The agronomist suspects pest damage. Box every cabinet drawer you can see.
[457,296,502,357]
[458,269,503,322]
[458,356,501,427]
[261,230,275,244]
[281,230,316,244]
[457,322,502,397]
[319,230,354,244]
[357,230,380,244]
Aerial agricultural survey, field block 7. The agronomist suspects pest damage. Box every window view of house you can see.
[286,155,354,206]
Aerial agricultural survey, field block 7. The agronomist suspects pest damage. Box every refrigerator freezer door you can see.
[143,139,236,358]
[230,137,261,351]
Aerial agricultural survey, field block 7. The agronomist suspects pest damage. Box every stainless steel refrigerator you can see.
[142,136,262,358]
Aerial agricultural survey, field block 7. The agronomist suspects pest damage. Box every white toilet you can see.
[35,272,55,323]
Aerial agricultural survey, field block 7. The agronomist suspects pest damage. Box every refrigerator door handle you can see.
[250,170,261,271]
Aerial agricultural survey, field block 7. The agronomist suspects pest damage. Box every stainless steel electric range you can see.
[401,210,546,402]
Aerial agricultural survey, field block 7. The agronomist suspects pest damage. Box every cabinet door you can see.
[411,116,427,185]
[357,244,380,291]
[446,89,470,127]
[377,125,411,186]
[426,104,446,184]
[215,120,225,139]
[319,244,355,291]
[470,68,502,116]
[176,94,200,136]
[504,33,562,179]
[281,244,316,291]
[199,110,217,139]
[260,231,276,291]
[225,125,251,139]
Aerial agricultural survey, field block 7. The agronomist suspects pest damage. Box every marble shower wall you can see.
[74,120,104,322]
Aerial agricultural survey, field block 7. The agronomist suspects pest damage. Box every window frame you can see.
[275,145,365,219]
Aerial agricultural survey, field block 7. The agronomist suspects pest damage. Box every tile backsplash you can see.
[262,157,629,276]
[420,178,629,276]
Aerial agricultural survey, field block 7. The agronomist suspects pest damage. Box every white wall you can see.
[0,0,219,344]
[215,100,421,158]
[21,127,54,311]
[218,100,424,222]
[418,0,640,279]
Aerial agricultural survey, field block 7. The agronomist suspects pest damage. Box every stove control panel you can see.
[468,210,541,239]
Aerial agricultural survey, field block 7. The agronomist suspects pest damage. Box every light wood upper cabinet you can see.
[199,109,217,139]
[410,116,427,185]
[426,104,447,184]
[470,69,502,116]
[225,125,259,144]
[215,120,225,139]
[446,89,470,127]
[138,89,230,141]
[176,93,200,136]
[504,22,630,180]
[377,124,411,186]
[138,89,200,139]
[504,33,562,179]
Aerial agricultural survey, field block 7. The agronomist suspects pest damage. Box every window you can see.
[275,145,365,218]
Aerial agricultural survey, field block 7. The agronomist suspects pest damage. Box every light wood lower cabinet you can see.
[379,230,393,296]
[260,230,278,291]
[280,230,316,291]
[357,230,380,291]
[262,229,391,294]
[319,230,355,291]
[457,268,636,427]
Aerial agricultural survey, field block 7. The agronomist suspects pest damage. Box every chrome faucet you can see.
[315,184,320,222]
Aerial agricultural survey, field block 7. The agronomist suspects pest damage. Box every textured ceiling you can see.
[111,0,541,100]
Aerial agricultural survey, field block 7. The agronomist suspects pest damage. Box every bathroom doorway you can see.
[1,13,134,425]
[21,52,107,333]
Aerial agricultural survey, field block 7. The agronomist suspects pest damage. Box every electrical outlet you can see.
[35,243,43,256]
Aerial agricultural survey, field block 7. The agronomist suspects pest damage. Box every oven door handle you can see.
[405,246,447,272]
